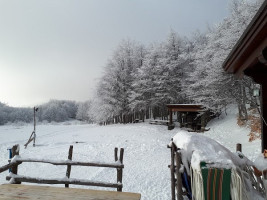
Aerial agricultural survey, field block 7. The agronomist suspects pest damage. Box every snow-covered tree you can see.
[76,100,92,122]
[37,100,78,122]
[94,40,146,123]
[186,0,263,114]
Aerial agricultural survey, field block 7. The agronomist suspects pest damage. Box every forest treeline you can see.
[91,0,263,124]
[0,100,92,125]
[0,0,263,125]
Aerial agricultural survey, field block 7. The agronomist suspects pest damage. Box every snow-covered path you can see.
[0,107,261,199]
[0,123,177,200]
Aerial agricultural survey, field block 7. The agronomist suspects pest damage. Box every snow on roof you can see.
[172,130,253,172]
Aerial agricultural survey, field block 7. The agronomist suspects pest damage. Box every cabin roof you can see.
[222,1,267,77]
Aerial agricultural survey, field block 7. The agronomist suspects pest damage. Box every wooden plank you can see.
[0,184,141,200]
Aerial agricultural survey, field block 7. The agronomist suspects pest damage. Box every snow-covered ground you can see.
[0,106,262,199]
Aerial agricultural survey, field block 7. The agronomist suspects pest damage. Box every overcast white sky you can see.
[0,0,231,107]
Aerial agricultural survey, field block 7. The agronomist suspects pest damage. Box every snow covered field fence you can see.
[1,144,125,192]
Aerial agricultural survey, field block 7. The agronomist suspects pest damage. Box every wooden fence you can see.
[0,144,125,192]
[168,141,183,200]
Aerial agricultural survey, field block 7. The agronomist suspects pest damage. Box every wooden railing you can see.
[167,141,183,200]
[0,144,125,191]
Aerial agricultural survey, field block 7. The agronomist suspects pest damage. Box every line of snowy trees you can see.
[0,0,263,126]
[0,100,93,125]
[91,0,264,124]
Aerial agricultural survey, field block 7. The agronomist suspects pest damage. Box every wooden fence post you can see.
[170,142,176,200]
[117,148,124,192]
[236,143,242,152]
[65,145,73,188]
[175,151,183,200]
[114,147,118,162]
[11,144,20,184]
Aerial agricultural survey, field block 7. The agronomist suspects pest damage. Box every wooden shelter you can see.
[166,104,208,131]
[223,1,267,152]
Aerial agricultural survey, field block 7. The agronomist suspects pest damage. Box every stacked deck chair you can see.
[172,130,266,200]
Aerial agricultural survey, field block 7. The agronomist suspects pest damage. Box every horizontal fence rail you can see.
[6,174,122,189]
[0,144,125,192]
[14,158,124,169]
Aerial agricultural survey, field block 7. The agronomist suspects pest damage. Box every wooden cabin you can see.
[223,0,267,152]
[166,104,210,131]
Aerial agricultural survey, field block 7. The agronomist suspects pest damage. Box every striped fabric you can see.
[200,162,231,200]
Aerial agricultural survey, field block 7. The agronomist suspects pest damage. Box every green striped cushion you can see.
[200,162,231,200]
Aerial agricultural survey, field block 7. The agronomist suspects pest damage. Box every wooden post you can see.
[117,148,124,192]
[114,147,118,162]
[65,145,73,188]
[11,144,21,184]
[33,107,36,147]
[236,143,242,152]
[169,109,173,125]
[200,112,206,132]
[168,109,175,130]
[170,142,176,200]
[175,151,183,200]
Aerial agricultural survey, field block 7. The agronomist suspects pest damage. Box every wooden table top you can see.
[0,184,141,200]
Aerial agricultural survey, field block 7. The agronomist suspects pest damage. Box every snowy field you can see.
[0,107,261,200]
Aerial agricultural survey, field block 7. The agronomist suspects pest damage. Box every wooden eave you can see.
[222,1,267,77]
[166,104,203,112]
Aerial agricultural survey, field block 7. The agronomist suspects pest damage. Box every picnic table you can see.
[0,184,141,200]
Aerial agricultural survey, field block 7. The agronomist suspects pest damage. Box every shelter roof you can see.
[166,104,203,112]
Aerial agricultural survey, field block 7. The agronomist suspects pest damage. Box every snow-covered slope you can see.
[0,106,261,200]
